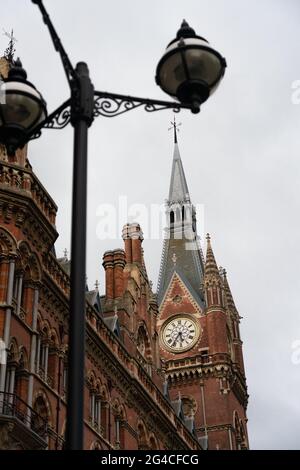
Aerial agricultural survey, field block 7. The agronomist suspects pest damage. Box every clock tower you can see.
[157,128,249,450]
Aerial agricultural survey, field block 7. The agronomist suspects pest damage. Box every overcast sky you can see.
[2,0,300,449]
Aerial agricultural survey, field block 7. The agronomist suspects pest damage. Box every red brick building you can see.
[0,57,248,450]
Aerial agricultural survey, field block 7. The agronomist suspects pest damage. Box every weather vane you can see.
[168,116,182,143]
[3,29,17,63]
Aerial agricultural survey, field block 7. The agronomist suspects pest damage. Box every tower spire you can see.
[167,121,190,203]
[205,233,219,275]
[157,127,205,307]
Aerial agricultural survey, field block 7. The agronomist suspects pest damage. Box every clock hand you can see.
[172,331,183,347]
[172,331,181,346]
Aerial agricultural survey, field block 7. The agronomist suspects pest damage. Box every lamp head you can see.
[156,20,226,113]
[0,59,47,156]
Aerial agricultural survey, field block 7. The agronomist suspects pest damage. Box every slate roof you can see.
[157,141,205,306]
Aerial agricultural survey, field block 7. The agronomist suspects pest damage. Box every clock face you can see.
[161,316,199,352]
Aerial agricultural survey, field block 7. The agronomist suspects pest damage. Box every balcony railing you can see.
[0,392,47,438]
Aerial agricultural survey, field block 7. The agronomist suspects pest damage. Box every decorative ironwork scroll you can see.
[43,100,71,129]
[93,91,185,118]
[28,91,191,143]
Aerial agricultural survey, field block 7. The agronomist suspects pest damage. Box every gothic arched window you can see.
[181,396,197,419]
[137,421,148,450]
[32,395,49,440]
[170,210,174,225]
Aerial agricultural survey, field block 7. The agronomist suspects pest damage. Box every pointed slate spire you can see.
[168,121,190,203]
[168,144,190,202]
[205,234,219,276]
[204,234,224,308]
[222,268,236,310]
[157,127,205,307]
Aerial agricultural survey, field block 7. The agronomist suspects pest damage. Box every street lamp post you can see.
[0,0,226,450]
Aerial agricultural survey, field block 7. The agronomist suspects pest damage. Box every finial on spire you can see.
[206,233,211,242]
[168,116,181,144]
[63,248,68,259]
[94,280,99,291]
[3,29,17,64]
[219,266,227,278]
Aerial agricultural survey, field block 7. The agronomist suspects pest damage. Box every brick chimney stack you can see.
[102,250,114,300]
[122,223,144,264]
[102,249,126,300]
[113,249,126,297]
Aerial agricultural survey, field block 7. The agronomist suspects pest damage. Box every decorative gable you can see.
[159,271,203,323]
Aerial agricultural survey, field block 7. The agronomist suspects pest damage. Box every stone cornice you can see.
[196,423,234,432]
[39,282,68,326]
[165,355,248,408]
[0,191,57,251]
[42,252,70,297]
[0,160,57,208]
[0,160,57,216]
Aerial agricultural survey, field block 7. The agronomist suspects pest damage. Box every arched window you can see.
[35,320,42,373]
[0,228,17,305]
[32,395,49,440]
[20,266,31,314]
[48,330,59,389]
[35,322,50,384]
[233,411,242,450]
[137,325,151,359]
[170,210,174,226]
[112,401,126,449]
[100,386,109,439]
[15,347,29,401]
[149,435,158,450]
[12,265,23,313]
[91,440,103,450]
[239,420,247,449]
[137,421,148,450]
[4,340,19,402]
[88,374,103,435]
[137,330,146,357]
[181,396,197,419]
[136,325,152,376]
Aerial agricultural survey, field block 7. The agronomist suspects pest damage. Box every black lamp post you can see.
[0,1,226,451]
